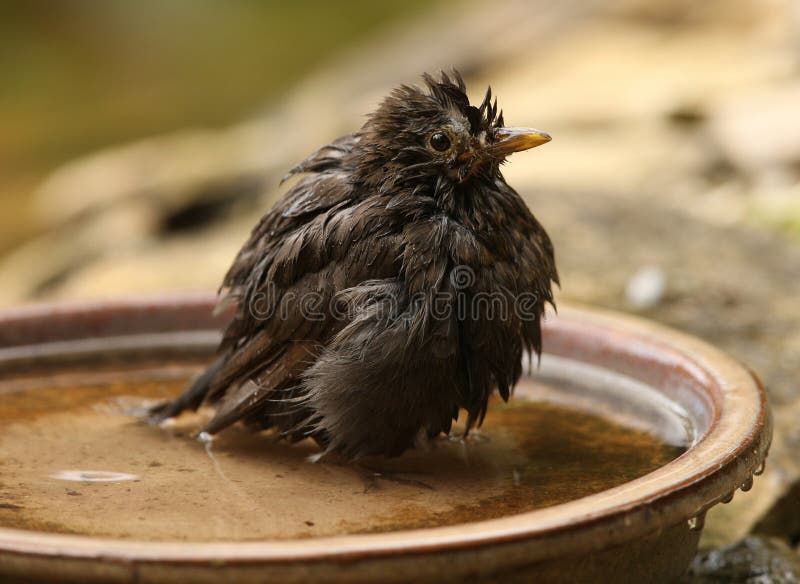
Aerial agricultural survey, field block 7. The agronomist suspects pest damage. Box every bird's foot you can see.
[144,399,182,426]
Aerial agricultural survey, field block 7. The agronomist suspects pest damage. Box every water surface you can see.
[0,359,685,541]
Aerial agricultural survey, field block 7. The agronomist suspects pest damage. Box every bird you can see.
[150,71,558,460]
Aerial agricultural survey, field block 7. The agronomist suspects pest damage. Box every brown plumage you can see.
[151,71,558,459]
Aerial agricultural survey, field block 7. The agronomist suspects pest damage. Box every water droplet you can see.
[197,431,214,444]
[720,490,735,504]
[740,476,754,492]
[687,513,705,531]
[51,470,140,483]
[754,461,766,476]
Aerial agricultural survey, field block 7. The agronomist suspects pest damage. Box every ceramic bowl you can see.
[0,294,771,583]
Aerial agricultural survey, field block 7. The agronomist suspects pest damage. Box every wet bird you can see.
[151,71,558,459]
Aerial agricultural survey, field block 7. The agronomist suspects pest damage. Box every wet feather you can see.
[150,70,558,459]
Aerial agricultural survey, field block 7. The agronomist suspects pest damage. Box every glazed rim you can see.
[0,294,771,567]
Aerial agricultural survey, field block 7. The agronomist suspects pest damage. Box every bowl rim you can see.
[0,293,772,567]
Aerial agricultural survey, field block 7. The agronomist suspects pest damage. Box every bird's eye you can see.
[429,132,452,152]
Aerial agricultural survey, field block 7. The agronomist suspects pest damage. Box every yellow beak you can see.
[486,127,551,158]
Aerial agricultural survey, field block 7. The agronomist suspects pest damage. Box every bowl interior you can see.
[0,312,692,542]
[0,295,770,569]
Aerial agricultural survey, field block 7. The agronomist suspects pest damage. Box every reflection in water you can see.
[0,362,685,541]
[50,470,140,483]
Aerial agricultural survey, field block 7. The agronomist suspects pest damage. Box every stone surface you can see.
[683,537,800,583]
[709,83,800,179]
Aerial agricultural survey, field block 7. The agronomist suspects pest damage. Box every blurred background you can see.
[1,0,799,576]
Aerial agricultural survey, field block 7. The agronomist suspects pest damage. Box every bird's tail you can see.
[147,355,227,424]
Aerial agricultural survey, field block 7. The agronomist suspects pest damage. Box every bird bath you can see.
[0,294,770,583]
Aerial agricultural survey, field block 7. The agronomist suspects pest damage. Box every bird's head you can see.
[355,71,550,193]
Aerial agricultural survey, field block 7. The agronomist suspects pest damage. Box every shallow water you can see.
[0,360,685,541]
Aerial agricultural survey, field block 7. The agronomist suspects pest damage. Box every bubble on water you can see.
[51,470,140,483]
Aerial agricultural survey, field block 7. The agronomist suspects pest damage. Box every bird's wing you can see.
[199,143,404,433]
[220,133,362,301]
[500,181,558,356]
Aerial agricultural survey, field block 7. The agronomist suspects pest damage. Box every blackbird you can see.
[151,71,558,459]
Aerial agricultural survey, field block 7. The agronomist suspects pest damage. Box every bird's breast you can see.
[401,214,522,303]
